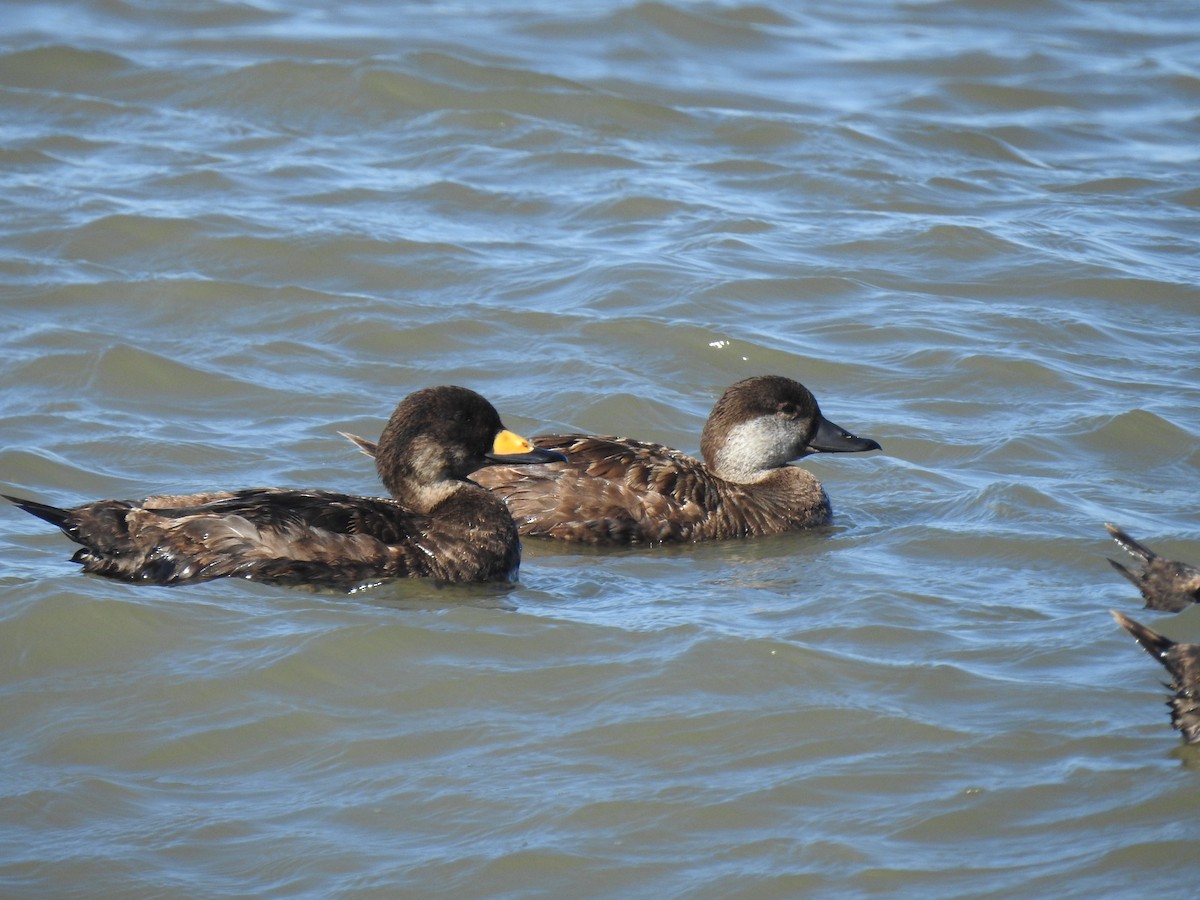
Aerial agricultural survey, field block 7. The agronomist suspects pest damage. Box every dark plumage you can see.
[1106,523,1200,613]
[6,386,564,589]
[347,375,880,544]
[1112,610,1200,745]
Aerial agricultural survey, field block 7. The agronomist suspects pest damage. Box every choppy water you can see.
[2,0,1199,896]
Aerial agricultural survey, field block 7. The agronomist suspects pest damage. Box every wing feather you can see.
[473,435,736,544]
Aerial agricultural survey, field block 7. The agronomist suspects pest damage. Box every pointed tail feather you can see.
[1105,523,1156,565]
[340,431,379,458]
[1107,556,1142,589]
[4,493,71,530]
[1112,609,1174,661]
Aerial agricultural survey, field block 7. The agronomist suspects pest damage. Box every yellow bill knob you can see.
[492,429,535,456]
[485,430,567,465]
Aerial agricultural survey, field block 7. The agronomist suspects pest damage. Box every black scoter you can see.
[1112,610,1200,745]
[6,386,565,589]
[1106,523,1200,613]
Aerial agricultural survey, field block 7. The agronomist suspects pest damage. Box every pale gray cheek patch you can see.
[711,416,800,482]
[406,437,450,481]
[388,436,465,509]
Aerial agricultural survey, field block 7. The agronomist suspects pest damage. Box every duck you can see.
[1105,523,1200,613]
[1111,610,1200,745]
[344,375,880,544]
[5,386,565,589]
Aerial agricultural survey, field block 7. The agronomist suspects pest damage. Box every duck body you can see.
[1112,610,1200,744]
[347,375,881,545]
[8,488,517,588]
[473,433,835,543]
[473,376,880,545]
[1105,523,1200,613]
[6,386,564,589]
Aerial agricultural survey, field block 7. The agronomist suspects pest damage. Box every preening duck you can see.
[1112,611,1200,745]
[1106,523,1200,613]
[346,375,880,544]
[6,386,564,589]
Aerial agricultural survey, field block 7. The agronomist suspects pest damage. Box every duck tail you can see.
[1112,609,1200,744]
[4,493,71,530]
[1105,523,1156,565]
[1111,610,1173,662]
[339,431,379,458]
[1106,556,1141,588]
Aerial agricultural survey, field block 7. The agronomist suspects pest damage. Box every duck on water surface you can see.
[346,375,881,545]
[6,386,564,589]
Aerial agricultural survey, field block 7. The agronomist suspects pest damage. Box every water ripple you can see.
[3,0,1200,895]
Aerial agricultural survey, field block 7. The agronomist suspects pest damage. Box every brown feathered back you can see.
[472,434,833,544]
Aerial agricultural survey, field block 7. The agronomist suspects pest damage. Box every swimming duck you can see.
[1106,523,1200,613]
[5,386,565,589]
[1112,610,1200,744]
[345,375,880,544]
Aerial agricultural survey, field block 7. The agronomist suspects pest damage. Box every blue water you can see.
[2,1,1199,896]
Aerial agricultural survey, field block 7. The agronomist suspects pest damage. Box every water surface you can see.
[2,1,1199,896]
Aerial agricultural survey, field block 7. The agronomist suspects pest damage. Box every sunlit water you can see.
[2,0,1199,896]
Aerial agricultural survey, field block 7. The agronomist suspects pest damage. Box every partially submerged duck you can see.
[1105,523,1200,613]
[1112,610,1200,745]
[6,386,564,589]
[346,375,880,544]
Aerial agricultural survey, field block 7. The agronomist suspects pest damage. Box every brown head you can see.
[700,376,880,482]
[374,385,564,509]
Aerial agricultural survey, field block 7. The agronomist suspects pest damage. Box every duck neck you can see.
[389,479,466,515]
[376,436,468,514]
